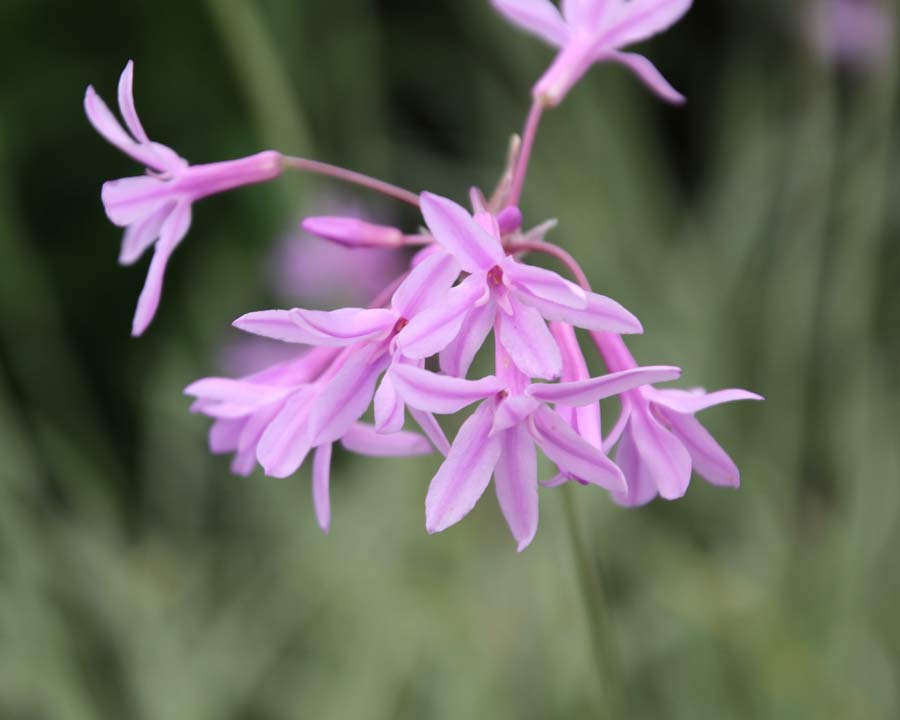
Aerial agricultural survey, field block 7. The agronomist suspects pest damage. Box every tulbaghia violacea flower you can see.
[85,61,284,335]
[390,347,681,550]
[396,192,642,380]
[595,333,763,506]
[491,0,692,106]
[186,346,433,532]
[232,250,462,450]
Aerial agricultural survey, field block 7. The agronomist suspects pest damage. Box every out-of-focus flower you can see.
[390,347,680,550]
[85,61,284,335]
[595,333,763,506]
[810,0,894,69]
[186,346,433,533]
[396,192,642,380]
[491,0,692,106]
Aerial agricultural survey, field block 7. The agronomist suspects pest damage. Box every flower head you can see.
[85,61,284,335]
[491,0,692,106]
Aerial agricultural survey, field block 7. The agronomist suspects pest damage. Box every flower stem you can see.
[560,483,625,717]
[282,156,420,207]
[506,239,591,290]
[506,100,545,207]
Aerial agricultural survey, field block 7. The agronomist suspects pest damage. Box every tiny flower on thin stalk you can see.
[491,0,692,107]
[390,338,681,550]
[85,61,284,336]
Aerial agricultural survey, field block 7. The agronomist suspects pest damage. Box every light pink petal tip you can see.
[604,51,686,105]
[312,443,333,534]
[490,0,569,47]
[341,423,433,457]
[614,409,691,505]
[649,388,764,415]
[494,423,539,552]
[419,193,503,273]
[663,410,740,488]
[117,60,150,144]
[390,364,504,415]
[528,365,681,406]
[602,0,694,49]
[498,299,562,380]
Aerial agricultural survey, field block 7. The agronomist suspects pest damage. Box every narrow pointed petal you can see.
[490,0,570,46]
[541,472,570,488]
[341,423,433,457]
[551,322,602,447]
[613,407,692,503]
[312,443,333,534]
[439,300,496,378]
[410,409,451,456]
[390,364,504,415]
[101,176,173,227]
[498,298,562,380]
[662,409,740,488]
[390,250,461,319]
[611,416,659,506]
[419,193,504,273]
[531,406,626,492]
[425,402,503,534]
[492,395,541,433]
[505,261,587,309]
[131,201,191,336]
[184,377,293,416]
[84,85,168,171]
[528,365,681,405]
[602,51,685,105]
[374,373,405,434]
[255,390,315,478]
[494,424,539,551]
[562,0,608,26]
[290,307,397,345]
[117,60,150,144]
[233,310,328,344]
[601,0,693,48]
[209,418,243,454]
[517,289,643,333]
[395,273,487,359]
[302,216,405,248]
[231,447,258,477]
[646,387,765,415]
[310,352,390,444]
[119,202,172,265]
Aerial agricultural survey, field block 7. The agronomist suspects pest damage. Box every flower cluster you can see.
[86,1,761,551]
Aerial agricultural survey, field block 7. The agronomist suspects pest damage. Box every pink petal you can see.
[184,378,293,417]
[601,0,693,49]
[662,409,740,488]
[312,442,333,534]
[390,364,504,415]
[562,0,608,26]
[497,297,562,380]
[612,407,691,504]
[491,0,570,46]
[390,250,461,319]
[231,447,258,477]
[209,418,244,454]
[492,395,541,433]
[101,176,174,227]
[233,310,325,344]
[505,260,587,309]
[419,193,504,273]
[395,273,487,359]
[494,423,539,551]
[647,387,764,415]
[302,216,405,248]
[530,406,626,492]
[131,200,191,336]
[409,409,451,456]
[291,307,397,346]
[309,352,390,444]
[517,289,643,333]
[119,202,172,265]
[255,390,316,478]
[602,51,685,105]
[116,60,150,145]
[527,365,681,406]
[374,373,405,434]
[551,322,602,448]
[439,300,496,378]
[341,423,434,457]
[425,401,503,534]
[84,85,166,171]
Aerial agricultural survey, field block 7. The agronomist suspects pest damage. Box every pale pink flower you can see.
[396,192,642,381]
[596,333,763,506]
[186,346,433,533]
[390,343,680,550]
[810,0,893,68]
[85,61,284,335]
[491,0,692,106]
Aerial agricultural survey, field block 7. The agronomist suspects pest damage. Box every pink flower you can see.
[491,0,692,106]
[396,192,642,380]
[810,0,893,68]
[390,343,681,550]
[85,61,284,335]
[595,333,763,506]
[186,346,433,533]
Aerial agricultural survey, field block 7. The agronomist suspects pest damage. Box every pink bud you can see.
[496,206,523,235]
[302,216,405,248]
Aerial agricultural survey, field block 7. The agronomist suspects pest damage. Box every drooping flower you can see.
[232,250,462,452]
[186,346,433,533]
[396,192,642,381]
[85,61,284,335]
[390,340,681,550]
[595,332,763,506]
[491,0,692,106]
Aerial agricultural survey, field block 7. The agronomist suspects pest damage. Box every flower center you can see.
[488,265,504,287]
[392,317,410,336]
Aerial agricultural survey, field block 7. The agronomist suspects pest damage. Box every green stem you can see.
[560,484,624,717]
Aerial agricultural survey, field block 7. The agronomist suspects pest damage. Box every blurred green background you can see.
[1,1,899,718]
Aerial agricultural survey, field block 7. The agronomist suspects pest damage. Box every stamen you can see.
[488,265,505,287]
